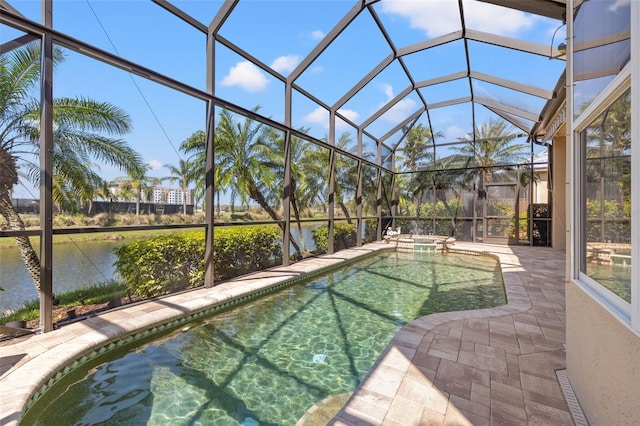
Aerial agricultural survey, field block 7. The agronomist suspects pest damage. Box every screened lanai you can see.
[1,0,568,331]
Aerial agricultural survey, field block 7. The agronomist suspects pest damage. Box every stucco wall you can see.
[566,282,640,425]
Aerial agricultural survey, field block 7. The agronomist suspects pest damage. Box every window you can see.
[581,90,631,303]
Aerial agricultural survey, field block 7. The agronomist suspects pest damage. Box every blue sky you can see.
[4,0,566,199]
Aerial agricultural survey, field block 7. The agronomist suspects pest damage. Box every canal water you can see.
[0,226,320,314]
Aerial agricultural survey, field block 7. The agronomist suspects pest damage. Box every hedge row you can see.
[113,226,282,298]
[312,223,357,254]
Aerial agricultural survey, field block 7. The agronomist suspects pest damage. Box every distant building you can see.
[108,186,191,205]
[532,150,549,204]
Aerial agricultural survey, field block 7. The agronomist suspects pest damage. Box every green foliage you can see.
[213,226,282,281]
[56,281,127,305]
[113,232,205,297]
[1,301,39,324]
[487,201,514,217]
[364,219,378,243]
[312,223,357,254]
[586,199,621,218]
[113,227,282,298]
[420,200,462,217]
[0,281,125,324]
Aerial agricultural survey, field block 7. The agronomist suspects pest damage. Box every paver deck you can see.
[0,242,574,425]
[333,243,573,425]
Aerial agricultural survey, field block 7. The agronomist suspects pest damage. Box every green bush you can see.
[364,219,378,243]
[586,199,621,218]
[113,226,282,298]
[420,200,462,218]
[312,223,357,254]
[213,226,282,281]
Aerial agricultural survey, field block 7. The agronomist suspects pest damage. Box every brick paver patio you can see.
[1,242,575,425]
[333,243,573,425]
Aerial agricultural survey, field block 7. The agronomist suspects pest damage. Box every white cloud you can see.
[148,160,163,170]
[610,0,630,12]
[338,108,360,124]
[311,65,324,73]
[220,61,269,92]
[382,98,417,123]
[310,29,325,40]
[304,107,328,126]
[304,106,359,130]
[378,83,417,123]
[380,0,535,38]
[445,125,466,141]
[464,0,535,35]
[270,55,300,73]
[474,82,498,102]
[382,83,394,100]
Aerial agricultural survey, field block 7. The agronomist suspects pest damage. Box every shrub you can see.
[312,223,357,254]
[113,226,282,298]
[213,226,282,280]
[113,232,205,297]
[364,219,378,243]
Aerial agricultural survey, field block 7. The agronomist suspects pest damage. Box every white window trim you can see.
[570,0,638,334]
[631,0,639,333]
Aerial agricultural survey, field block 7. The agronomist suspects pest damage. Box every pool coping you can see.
[1,241,534,425]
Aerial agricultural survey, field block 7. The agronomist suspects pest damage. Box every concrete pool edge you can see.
[0,242,393,425]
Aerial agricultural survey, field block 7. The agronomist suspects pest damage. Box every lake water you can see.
[0,225,320,314]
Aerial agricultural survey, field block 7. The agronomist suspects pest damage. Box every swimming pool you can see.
[24,250,504,425]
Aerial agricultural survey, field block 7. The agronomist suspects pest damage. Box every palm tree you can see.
[259,128,304,251]
[110,164,159,215]
[322,132,358,223]
[399,123,443,216]
[180,129,238,216]
[296,141,330,215]
[163,159,194,214]
[412,155,471,235]
[215,107,302,256]
[455,118,529,240]
[179,130,209,212]
[0,42,143,292]
[401,123,442,172]
[456,118,529,198]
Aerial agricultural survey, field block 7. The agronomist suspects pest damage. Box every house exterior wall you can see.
[566,282,640,425]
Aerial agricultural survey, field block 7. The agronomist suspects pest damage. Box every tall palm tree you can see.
[0,42,143,292]
[399,123,443,216]
[163,158,194,214]
[215,107,302,256]
[322,132,358,223]
[297,141,329,214]
[456,118,528,197]
[401,123,441,172]
[260,128,311,252]
[179,130,208,212]
[180,129,238,215]
[455,118,529,240]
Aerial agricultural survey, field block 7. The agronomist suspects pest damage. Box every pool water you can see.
[25,251,504,425]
